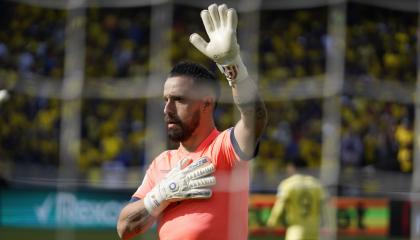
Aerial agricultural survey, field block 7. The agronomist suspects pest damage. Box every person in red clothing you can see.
[117,3,267,240]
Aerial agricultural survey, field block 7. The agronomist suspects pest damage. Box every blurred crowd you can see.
[259,8,327,89]
[0,94,60,165]
[346,3,417,84]
[0,2,65,81]
[340,97,413,172]
[0,2,416,182]
[79,99,147,170]
[85,7,150,79]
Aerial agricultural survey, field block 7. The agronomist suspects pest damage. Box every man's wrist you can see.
[144,187,167,217]
[216,55,249,87]
[143,191,159,216]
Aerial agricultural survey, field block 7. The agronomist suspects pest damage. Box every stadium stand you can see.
[0,0,416,194]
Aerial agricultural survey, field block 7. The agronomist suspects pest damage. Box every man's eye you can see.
[174,97,184,102]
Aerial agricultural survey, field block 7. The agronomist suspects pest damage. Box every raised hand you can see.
[189,3,239,64]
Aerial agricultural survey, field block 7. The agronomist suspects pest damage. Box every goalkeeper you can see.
[117,3,267,240]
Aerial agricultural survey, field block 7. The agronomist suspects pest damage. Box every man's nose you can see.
[164,100,173,115]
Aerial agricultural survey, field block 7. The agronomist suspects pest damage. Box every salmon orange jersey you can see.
[269,174,326,240]
[133,128,251,240]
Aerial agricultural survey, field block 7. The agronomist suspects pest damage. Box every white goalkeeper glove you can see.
[144,157,216,216]
[190,3,249,87]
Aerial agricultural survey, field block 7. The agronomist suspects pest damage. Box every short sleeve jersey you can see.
[132,128,250,240]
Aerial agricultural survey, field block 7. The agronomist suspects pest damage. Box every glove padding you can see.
[190,4,249,86]
[144,157,216,216]
[189,4,238,64]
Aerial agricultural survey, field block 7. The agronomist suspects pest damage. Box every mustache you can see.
[164,114,181,124]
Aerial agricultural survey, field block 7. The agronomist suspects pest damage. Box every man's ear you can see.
[202,96,213,109]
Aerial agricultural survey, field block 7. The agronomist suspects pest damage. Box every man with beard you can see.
[117,3,267,240]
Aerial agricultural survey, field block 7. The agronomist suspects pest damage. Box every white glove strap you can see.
[144,188,166,217]
[217,55,249,87]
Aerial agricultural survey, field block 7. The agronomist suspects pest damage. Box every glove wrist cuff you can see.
[144,188,167,217]
[217,55,249,87]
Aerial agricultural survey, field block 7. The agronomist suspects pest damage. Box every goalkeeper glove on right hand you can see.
[144,157,216,216]
[189,3,249,87]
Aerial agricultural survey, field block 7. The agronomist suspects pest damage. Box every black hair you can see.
[286,159,307,169]
[169,61,221,106]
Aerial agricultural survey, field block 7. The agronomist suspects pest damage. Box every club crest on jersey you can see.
[222,65,238,80]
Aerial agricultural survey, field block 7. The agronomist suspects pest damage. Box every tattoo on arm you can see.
[127,207,154,233]
[233,95,267,120]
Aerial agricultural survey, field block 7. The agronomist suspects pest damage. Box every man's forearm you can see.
[117,157,216,239]
[232,77,267,133]
[229,74,267,157]
[117,200,155,240]
[189,3,268,155]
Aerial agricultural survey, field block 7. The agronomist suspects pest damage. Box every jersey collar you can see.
[178,128,219,154]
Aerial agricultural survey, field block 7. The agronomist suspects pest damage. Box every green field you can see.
[0,227,409,240]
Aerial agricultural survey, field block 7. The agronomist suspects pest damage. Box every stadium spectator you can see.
[117,4,267,240]
[394,117,413,172]
[341,125,364,168]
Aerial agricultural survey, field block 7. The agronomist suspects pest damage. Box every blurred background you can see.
[0,0,419,239]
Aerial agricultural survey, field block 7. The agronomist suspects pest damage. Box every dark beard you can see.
[166,110,200,142]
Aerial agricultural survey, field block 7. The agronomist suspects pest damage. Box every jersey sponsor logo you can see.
[189,157,208,170]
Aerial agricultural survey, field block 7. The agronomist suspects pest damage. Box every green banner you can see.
[0,189,129,228]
